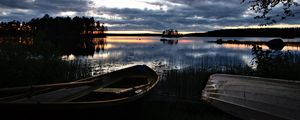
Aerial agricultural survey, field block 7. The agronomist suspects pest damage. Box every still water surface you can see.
[62,36,300,76]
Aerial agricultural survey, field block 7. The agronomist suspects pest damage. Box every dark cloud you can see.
[0,0,299,32]
[0,0,90,10]
[94,2,262,31]
[0,0,91,21]
[0,0,37,9]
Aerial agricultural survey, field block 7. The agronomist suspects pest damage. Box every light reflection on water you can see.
[63,36,300,76]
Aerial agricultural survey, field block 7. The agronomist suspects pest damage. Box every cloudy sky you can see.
[0,0,299,32]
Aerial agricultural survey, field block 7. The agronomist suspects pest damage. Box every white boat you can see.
[202,74,300,120]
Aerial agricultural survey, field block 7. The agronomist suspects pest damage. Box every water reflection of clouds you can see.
[70,37,300,75]
[188,43,221,50]
[242,55,255,69]
[185,53,205,58]
[89,51,123,60]
[89,60,174,76]
[62,54,76,61]
[222,44,253,50]
[283,46,300,51]
[222,43,300,51]
[95,43,115,50]
[178,39,195,43]
[88,52,110,59]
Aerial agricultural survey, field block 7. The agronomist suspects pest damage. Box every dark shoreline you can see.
[80,33,300,38]
[2,32,300,38]
[1,34,299,38]
[79,33,300,38]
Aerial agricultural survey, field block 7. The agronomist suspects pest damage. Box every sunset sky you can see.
[0,0,300,32]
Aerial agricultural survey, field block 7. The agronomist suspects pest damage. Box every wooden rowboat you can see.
[0,65,159,110]
[202,74,300,120]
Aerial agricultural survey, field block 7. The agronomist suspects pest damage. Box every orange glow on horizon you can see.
[283,46,300,51]
[106,31,200,34]
[179,32,203,34]
[179,39,195,43]
[105,44,114,49]
[107,38,156,43]
[94,43,114,50]
[106,31,160,34]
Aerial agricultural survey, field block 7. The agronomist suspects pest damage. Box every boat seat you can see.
[93,82,150,94]
[93,88,134,94]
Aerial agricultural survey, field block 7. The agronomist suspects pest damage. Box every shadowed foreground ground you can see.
[1,96,237,120]
[0,68,239,120]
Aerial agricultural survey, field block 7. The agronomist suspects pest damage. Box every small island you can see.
[162,29,182,38]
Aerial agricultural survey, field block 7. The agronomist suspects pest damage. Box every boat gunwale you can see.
[202,92,300,111]
[0,65,148,92]
[209,74,300,85]
[203,88,300,100]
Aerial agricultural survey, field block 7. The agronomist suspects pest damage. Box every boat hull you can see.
[202,74,300,120]
[0,65,159,111]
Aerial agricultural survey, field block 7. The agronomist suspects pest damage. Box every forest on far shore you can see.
[0,14,107,37]
[186,28,300,38]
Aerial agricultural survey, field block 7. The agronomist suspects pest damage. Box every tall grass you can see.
[0,41,91,88]
[144,64,248,120]
[252,45,300,80]
[153,62,252,101]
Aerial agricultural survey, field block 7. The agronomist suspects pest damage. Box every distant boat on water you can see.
[202,74,300,120]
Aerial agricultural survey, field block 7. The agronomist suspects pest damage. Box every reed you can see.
[0,42,91,88]
[252,45,300,80]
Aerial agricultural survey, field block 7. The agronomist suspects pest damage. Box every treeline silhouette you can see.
[0,20,31,36]
[0,14,107,37]
[0,14,110,56]
[0,15,111,87]
[186,28,300,38]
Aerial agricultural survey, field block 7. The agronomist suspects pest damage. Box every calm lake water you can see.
[61,36,300,76]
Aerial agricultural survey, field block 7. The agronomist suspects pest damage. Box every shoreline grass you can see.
[0,42,91,88]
